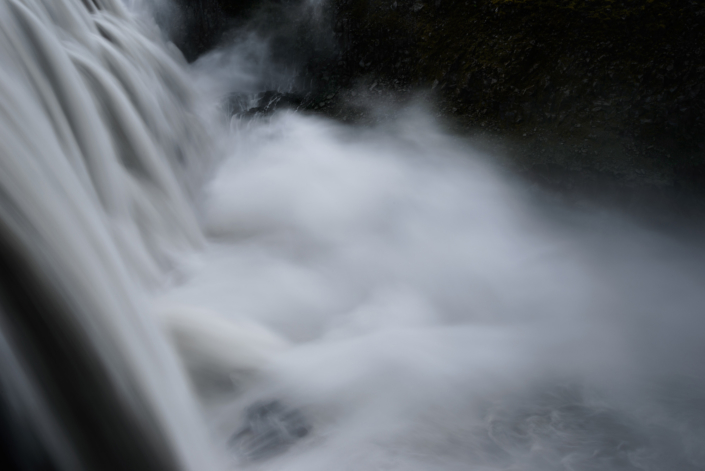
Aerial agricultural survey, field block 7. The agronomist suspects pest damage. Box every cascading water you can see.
[0,1,215,470]
[1,1,705,471]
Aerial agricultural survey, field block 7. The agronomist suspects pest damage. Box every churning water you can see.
[0,1,704,471]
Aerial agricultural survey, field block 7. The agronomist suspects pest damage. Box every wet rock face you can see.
[177,0,705,200]
[332,0,705,201]
[229,401,311,461]
[168,0,227,61]
[224,91,304,117]
[167,0,265,61]
[328,0,705,189]
[170,0,337,70]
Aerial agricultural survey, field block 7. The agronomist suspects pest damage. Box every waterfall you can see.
[0,1,215,470]
[2,1,705,471]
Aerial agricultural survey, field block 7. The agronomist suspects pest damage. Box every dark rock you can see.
[177,0,705,210]
[229,400,310,461]
[321,0,705,198]
[225,91,304,117]
[167,0,230,62]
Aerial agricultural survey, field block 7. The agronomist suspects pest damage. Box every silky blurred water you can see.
[159,105,705,470]
[1,1,704,470]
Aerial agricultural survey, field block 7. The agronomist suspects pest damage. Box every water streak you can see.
[0,1,216,470]
[1,1,704,471]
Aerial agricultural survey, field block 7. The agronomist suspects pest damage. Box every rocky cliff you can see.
[172,0,705,212]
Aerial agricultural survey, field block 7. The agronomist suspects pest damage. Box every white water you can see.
[1,1,704,471]
[0,1,214,469]
[162,111,705,471]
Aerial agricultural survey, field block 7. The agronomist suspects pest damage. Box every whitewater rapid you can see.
[0,1,704,471]
[161,108,705,471]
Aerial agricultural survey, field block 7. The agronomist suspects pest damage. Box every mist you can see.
[158,46,705,467]
[0,1,703,470]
